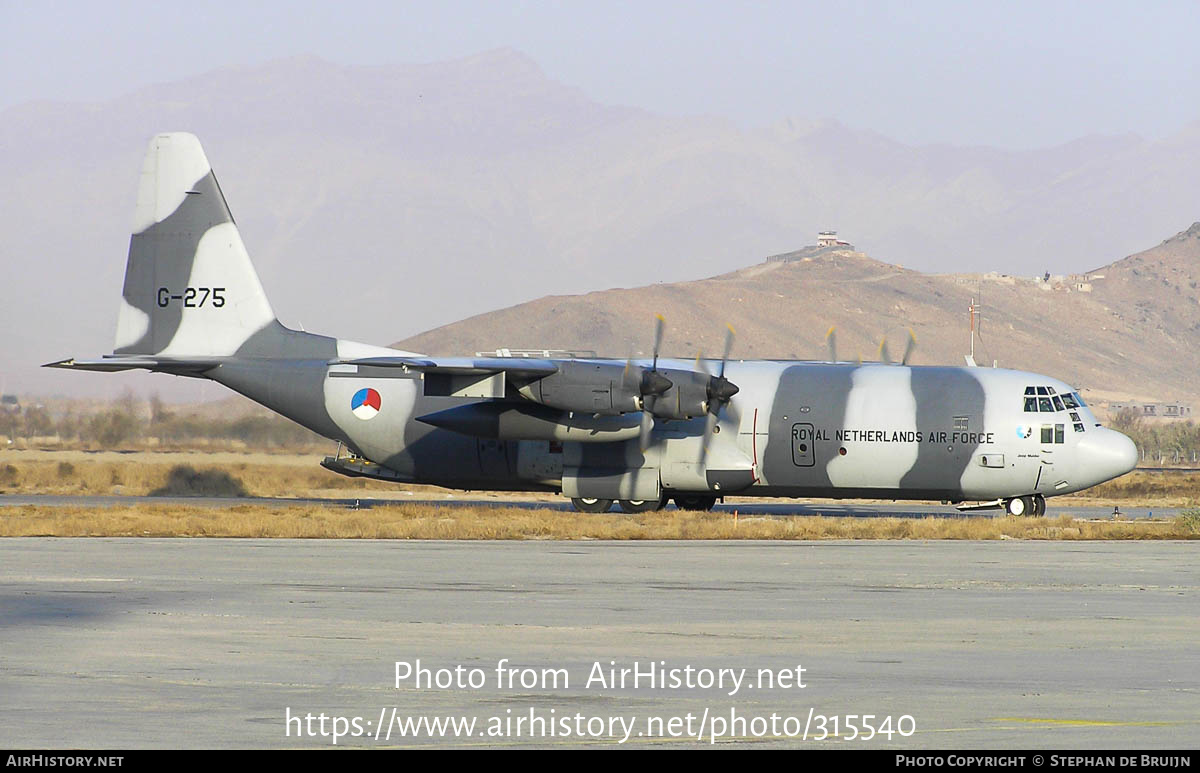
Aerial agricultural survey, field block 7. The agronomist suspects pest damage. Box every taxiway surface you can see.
[1,539,1196,748]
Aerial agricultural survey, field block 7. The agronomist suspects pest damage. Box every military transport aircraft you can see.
[48,133,1138,516]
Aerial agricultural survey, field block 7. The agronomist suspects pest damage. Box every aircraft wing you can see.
[335,356,560,377]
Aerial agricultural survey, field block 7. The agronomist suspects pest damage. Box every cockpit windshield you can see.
[1022,386,1089,431]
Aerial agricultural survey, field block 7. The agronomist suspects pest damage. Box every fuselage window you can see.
[1036,386,1048,395]
[1024,386,1036,395]
[1052,395,1065,411]
[1038,397,1053,412]
[953,416,969,431]
[1040,425,1054,443]
[1024,396,1038,412]
[1055,424,1065,443]
[1073,423,1086,433]
[1061,393,1079,409]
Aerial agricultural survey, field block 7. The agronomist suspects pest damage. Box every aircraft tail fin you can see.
[113,133,277,357]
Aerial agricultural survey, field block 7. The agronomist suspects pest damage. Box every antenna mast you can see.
[968,297,980,360]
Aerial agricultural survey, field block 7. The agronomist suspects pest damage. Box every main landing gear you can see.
[1004,494,1046,517]
[673,495,718,511]
[571,494,709,513]
[570,497,613,513]
[570,496,669,513]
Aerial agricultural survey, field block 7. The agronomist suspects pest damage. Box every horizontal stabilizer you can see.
[44,356,220,375]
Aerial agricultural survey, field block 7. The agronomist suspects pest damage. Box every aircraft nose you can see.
[1077,427,1138,485]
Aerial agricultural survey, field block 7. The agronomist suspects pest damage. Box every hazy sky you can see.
[3,0,1199,149]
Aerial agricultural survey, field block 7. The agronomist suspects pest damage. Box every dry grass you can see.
[0,504,1192,540]
[1065,470,1200,507]
[3,451,1197,506]
[0,450,405,498]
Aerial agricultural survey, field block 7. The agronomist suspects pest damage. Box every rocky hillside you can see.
[396,225,1200,411]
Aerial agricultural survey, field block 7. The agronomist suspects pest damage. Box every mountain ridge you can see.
[6,51,1199,397]
[395,223,1200,410]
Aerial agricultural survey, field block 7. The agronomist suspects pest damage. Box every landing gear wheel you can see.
[674,495,718,511]
[1005,495,1035,516]
[618,496,666,514]
[571,497,613,513]
[1033,495,1046,516]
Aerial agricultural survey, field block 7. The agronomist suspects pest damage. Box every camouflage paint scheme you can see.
[50,134,1138,507]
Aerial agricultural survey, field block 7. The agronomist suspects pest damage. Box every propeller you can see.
[630,315,671,451]
[825,326,837,363]
[698,325,740,464]
[875,329,917,366]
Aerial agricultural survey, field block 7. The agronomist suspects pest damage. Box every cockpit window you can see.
[1023,386,1083,413]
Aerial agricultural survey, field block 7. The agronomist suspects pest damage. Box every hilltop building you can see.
[767,232,860,263]
[817,231,852,248]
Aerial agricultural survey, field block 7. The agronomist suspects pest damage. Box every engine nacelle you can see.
[647,368,711,419]
[511,361,736,423]
[515,361,644,415]
[417,402,642,443]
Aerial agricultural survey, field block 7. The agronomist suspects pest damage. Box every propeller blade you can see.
[697,410,720,465]
[652,314,664,371]
[718,324,735,379]
[825,326,837,363]
[638,405,656,452]
[879,337,891,365]
[901,329,917,366]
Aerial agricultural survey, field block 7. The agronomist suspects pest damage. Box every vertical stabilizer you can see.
[114,133,276,356]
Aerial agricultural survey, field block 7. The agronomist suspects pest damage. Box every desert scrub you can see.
[1176,509,1200,536]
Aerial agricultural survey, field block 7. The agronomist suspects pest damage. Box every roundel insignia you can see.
[351,388,382,420]
[1017,425,1032,439]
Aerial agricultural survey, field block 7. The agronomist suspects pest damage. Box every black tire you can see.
[1033,495,1046,516]
[674,495,718,511]
[618,497,666,514]
[571,497,613,513]
[1005,495,1034,516]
